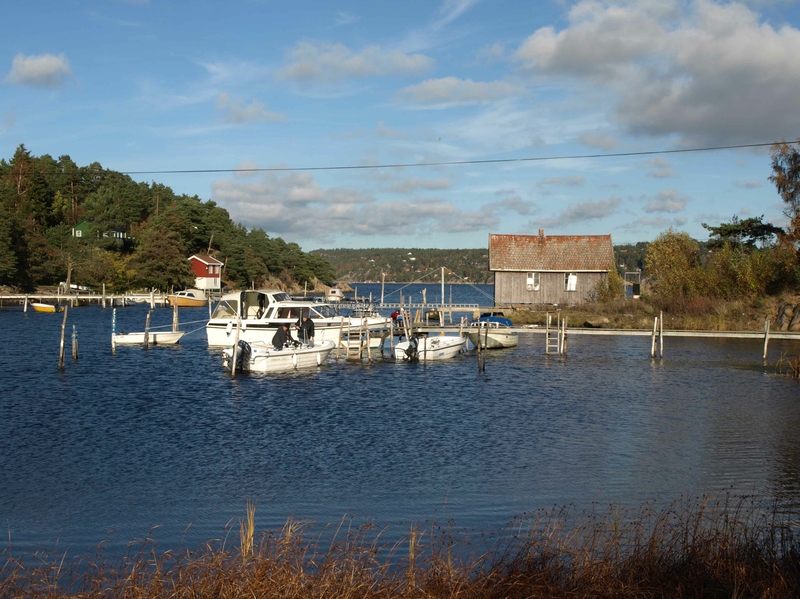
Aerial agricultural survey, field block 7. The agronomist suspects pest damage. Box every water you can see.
[1,290,800,557]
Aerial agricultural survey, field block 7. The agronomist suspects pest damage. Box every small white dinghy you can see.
[224,339,336,373]
[113,331,186,345]
[394,335,465,361]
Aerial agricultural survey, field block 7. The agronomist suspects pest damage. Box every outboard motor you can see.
[405,336,419,361]
[236,340,252,371]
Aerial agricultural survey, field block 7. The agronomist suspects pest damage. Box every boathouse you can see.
[489,231,614,305]
[188,254,223,292]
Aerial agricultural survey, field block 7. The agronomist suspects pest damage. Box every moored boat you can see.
[113,331,186,345]
[31,302,63,313]
[394,334,465,361]
[167,289,207,308]
[467,317,519,349]
[206,290,390,347]
[223,339,336,373]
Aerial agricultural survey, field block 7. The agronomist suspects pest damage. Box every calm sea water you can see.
[1,284,800,556]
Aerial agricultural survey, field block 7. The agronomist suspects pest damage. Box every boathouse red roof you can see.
[489,232,614,271]
[188,254,223,266]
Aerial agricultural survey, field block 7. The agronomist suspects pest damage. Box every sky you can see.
[3,0,800,251]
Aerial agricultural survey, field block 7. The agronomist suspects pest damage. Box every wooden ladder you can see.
[545,312,560,354]
[345,319,365,360]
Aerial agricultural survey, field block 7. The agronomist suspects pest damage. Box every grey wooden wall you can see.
[493,271,607,305]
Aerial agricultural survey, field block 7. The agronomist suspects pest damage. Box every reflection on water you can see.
[1,301,799,555]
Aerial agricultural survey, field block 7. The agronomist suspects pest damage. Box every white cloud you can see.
[475,42,506,64]
[212,171,501,241]
[275,42,433,83]
[620,216,688,231]
[734,179,762,188]
[532,196,621,228]
[515,0,800,145]
[643,189,688,213]
[538,175,586,187]
[390,177,452,192]
[215,93,286,124]
[4,53,72,88]
[335,11,359,26]
[579,132,619,150]
[397,77,527,106]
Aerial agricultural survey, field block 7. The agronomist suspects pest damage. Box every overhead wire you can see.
[115,140,797,176]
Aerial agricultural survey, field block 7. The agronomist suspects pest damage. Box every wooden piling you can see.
[143,310,151,348]
[172,298,179,332]
[102,283,106,309]
[111,308,117,354]
[23,295,28,313]
[58,305,69,370]
[659,310,664,358]
[763,318,770,361]
[231,314,242,377]
[208,296,213,319]
[562,316,568,355]
[651,316,658,358]
[72,325,78,360]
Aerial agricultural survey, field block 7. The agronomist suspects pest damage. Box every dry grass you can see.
[2,495,800,598]
[509,294,792,332]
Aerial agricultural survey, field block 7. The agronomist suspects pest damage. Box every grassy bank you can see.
[507,295,797,332]
[3,496,800,598]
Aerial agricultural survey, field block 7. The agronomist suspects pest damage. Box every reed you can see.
[2,495,799,598]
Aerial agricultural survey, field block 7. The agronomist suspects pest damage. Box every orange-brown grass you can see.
[2,495,799,598]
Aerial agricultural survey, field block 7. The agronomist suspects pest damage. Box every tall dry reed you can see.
[2,494,799,598]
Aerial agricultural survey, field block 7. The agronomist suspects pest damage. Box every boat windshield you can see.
[273,292,291,302]
[311,305,337,318]
[212,299,238,319]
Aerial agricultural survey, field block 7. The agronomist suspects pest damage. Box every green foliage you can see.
[591,267,624,303]
[702,215,783,249]
[0,145,334,292]
[644,230,704,304]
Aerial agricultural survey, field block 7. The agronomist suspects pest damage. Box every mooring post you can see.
[172,298,179,332]
[208,296,212,319]
[72,325,78,360]
[58,305,69,370]
[545,312,550,354]
[111,308,117,354]
[23,295,28,313]
[651,316,658,358]
[659,310,664,358]
[763,318,770,361]
[143,310,151,348]
[562,316,568,355]
[231,314,241,377]
[102,283,106,309]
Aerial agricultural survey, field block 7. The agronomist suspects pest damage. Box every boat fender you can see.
[292,352,297,369]
[256,308,264,319]
[316,351,321,365]
[226,322,233,335]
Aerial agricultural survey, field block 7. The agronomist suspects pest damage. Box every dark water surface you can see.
[1,288,800,555]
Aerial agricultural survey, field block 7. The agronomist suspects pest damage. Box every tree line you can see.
[0,145,334,292]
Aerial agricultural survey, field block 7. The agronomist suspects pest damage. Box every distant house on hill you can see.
[71,220,128,240]
[188,254,223,292]
[489,230,614,305]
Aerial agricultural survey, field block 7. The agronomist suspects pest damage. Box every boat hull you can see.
[223,340,336,373]
[394,336,465,361]
[167,297,207,308]
[113,331,186,345]
[31,303,62,313]
[467,331,519,349]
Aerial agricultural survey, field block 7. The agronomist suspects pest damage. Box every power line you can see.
[119,140,797,176]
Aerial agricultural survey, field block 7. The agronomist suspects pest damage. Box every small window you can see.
[526,272,540,291]
[75,230,82,238]
[565,273,577,291]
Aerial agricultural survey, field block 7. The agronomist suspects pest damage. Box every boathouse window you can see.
[565,273,577,292]
[526,272,540,291]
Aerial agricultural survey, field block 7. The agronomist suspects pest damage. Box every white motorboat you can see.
[394,335,465,361]
[466,317,519,349]
[223,339,336,373]
[113,331,186,345]
[206,290,390,347]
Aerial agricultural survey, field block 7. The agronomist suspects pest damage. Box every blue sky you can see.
[3,0,800,250]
